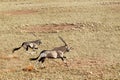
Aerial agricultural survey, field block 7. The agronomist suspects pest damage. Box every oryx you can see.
[12,39,42,53]
[29,36,71,67]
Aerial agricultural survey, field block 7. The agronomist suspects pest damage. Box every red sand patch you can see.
[0,68,17,72]
[67,57,107,68]
[0,10,38,15]
[22,65,35,71]
[22,24,78,33]
[0,54,19,60]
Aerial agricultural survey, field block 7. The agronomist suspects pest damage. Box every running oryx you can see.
[29,36,71,67]
[12,39,42,53]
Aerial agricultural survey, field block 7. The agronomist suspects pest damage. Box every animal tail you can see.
[12,43,24,53]
[12,46,22,53]
[29,50,46,61]
[29,54,40,61]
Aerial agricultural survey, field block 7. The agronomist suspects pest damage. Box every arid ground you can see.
[0,0,120,80]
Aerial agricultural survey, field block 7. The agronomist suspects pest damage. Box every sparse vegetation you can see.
[0,0,120,80]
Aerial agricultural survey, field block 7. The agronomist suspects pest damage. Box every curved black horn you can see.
[58,36,67,46]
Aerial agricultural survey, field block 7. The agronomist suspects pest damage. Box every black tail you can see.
[29,54,40,61]
[12,43,25,53]
[12,46,22,53]
[29,50,46,61]
[12,43,24,53]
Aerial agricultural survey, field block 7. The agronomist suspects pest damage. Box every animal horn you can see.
[58,36,67,46]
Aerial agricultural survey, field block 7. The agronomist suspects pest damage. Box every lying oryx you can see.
[12,39,42,53]
[29,36,71,67]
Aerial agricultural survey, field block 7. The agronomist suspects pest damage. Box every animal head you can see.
[65,46,71,52]
[58,36,71,52]
[36,39,42,45]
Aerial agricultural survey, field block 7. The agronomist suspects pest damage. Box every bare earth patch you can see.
[0,54,19,60]
[21,22,106,33]
[22,24,78,33]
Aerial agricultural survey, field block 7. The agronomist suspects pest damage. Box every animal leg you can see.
[38,57,46,63]
[60,57,68,67]
[30,48,37,54]
[34,48,38,49]
[26,46,29,51]
[63,56,66,58]
[63,56,69,62]
[60,57,64,61]
[32,48,38,54]
[26,46,35,54]
[38,57,46,68]
[34,61,40,68]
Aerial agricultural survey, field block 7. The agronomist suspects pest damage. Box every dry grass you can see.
[0,0,120,80]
